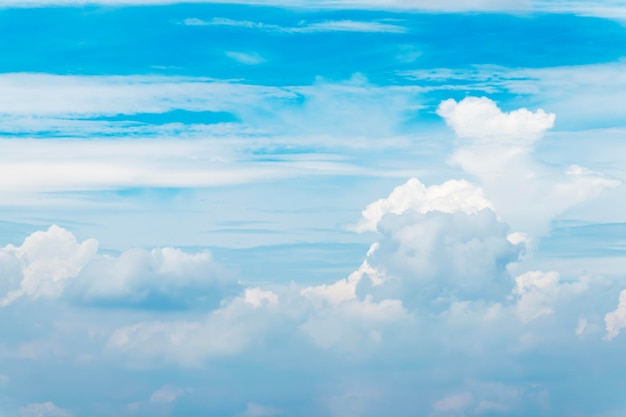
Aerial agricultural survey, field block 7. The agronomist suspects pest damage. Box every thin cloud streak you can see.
[183,18,407,34]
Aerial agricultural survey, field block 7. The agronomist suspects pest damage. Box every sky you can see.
[2,1,626,416]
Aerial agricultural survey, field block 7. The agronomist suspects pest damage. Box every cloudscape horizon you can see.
[2,2,626,417]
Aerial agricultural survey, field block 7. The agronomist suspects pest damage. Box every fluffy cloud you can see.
[297,177,521,351]
[437,97,620,235]
[512,270,561,323]
[604,289,626,340]
[300,295,412,351]
[365,204,521,304]
[438,96,555,145]
[0,226,98,306]
[300,255,384,307]
[66,247,237,309]
[0,226,237,309]
[107,287,280,365]
[353,178,492,232]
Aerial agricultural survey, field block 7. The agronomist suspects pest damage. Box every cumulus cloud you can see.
[437,97,620,235]
[0,226,98,306]
[66,247,237,309]
[365,204,521,304]
[243,287,279,308]
[604,289,626,340]
[300,295,411,350]
[299,176,522,351]
[352,178,492,232]
[512,270,561,323]
[438,96,555,145]
[0,226,237,309]
[338,167,608,344]
[107,287,280,365]
[300,256,384,307]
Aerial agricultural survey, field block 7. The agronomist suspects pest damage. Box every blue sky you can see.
[2,1,626,417]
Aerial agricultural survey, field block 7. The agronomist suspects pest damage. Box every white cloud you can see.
[405,63,626,137]
[437,97,620,236]
[0,225,98,306]
[1,73,414,140]
[107,288,280,364]
[297,177,521,350]
[352,177,492,232]
[300,257,384,307]
[67,246,237,308]
[437,96,555,145]
[0,74,287,117]
[4,0,626,18]
[512,270,592,324]
[225,51,266,65]
[532,0,626,18]
[184,17,407,33]
[0,73,417,130]
[0,226,237,309]
[512,271,561,323]
[604,289,626,340]
[0,0,533,12]
[365,205,521,303]
[0,137,365,197]
[18,402,71,417]
[244,287,279,308]
[302,20,406,33]
[0,74,424,200]
[300,295,411,350]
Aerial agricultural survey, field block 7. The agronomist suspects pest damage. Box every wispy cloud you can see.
[6,0,626,19]
[183,17,407,34]
[0,137,362,195]
[0,0,525,12]
[0,73,423,141]
[8,0,626,18]
[225,51,266,65]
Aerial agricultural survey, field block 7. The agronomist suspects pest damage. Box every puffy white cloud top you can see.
[0,225,98,307]
[354,178,492,232]
[437,96,555,145]
[438,97,620,235]
[0,226,238,309]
